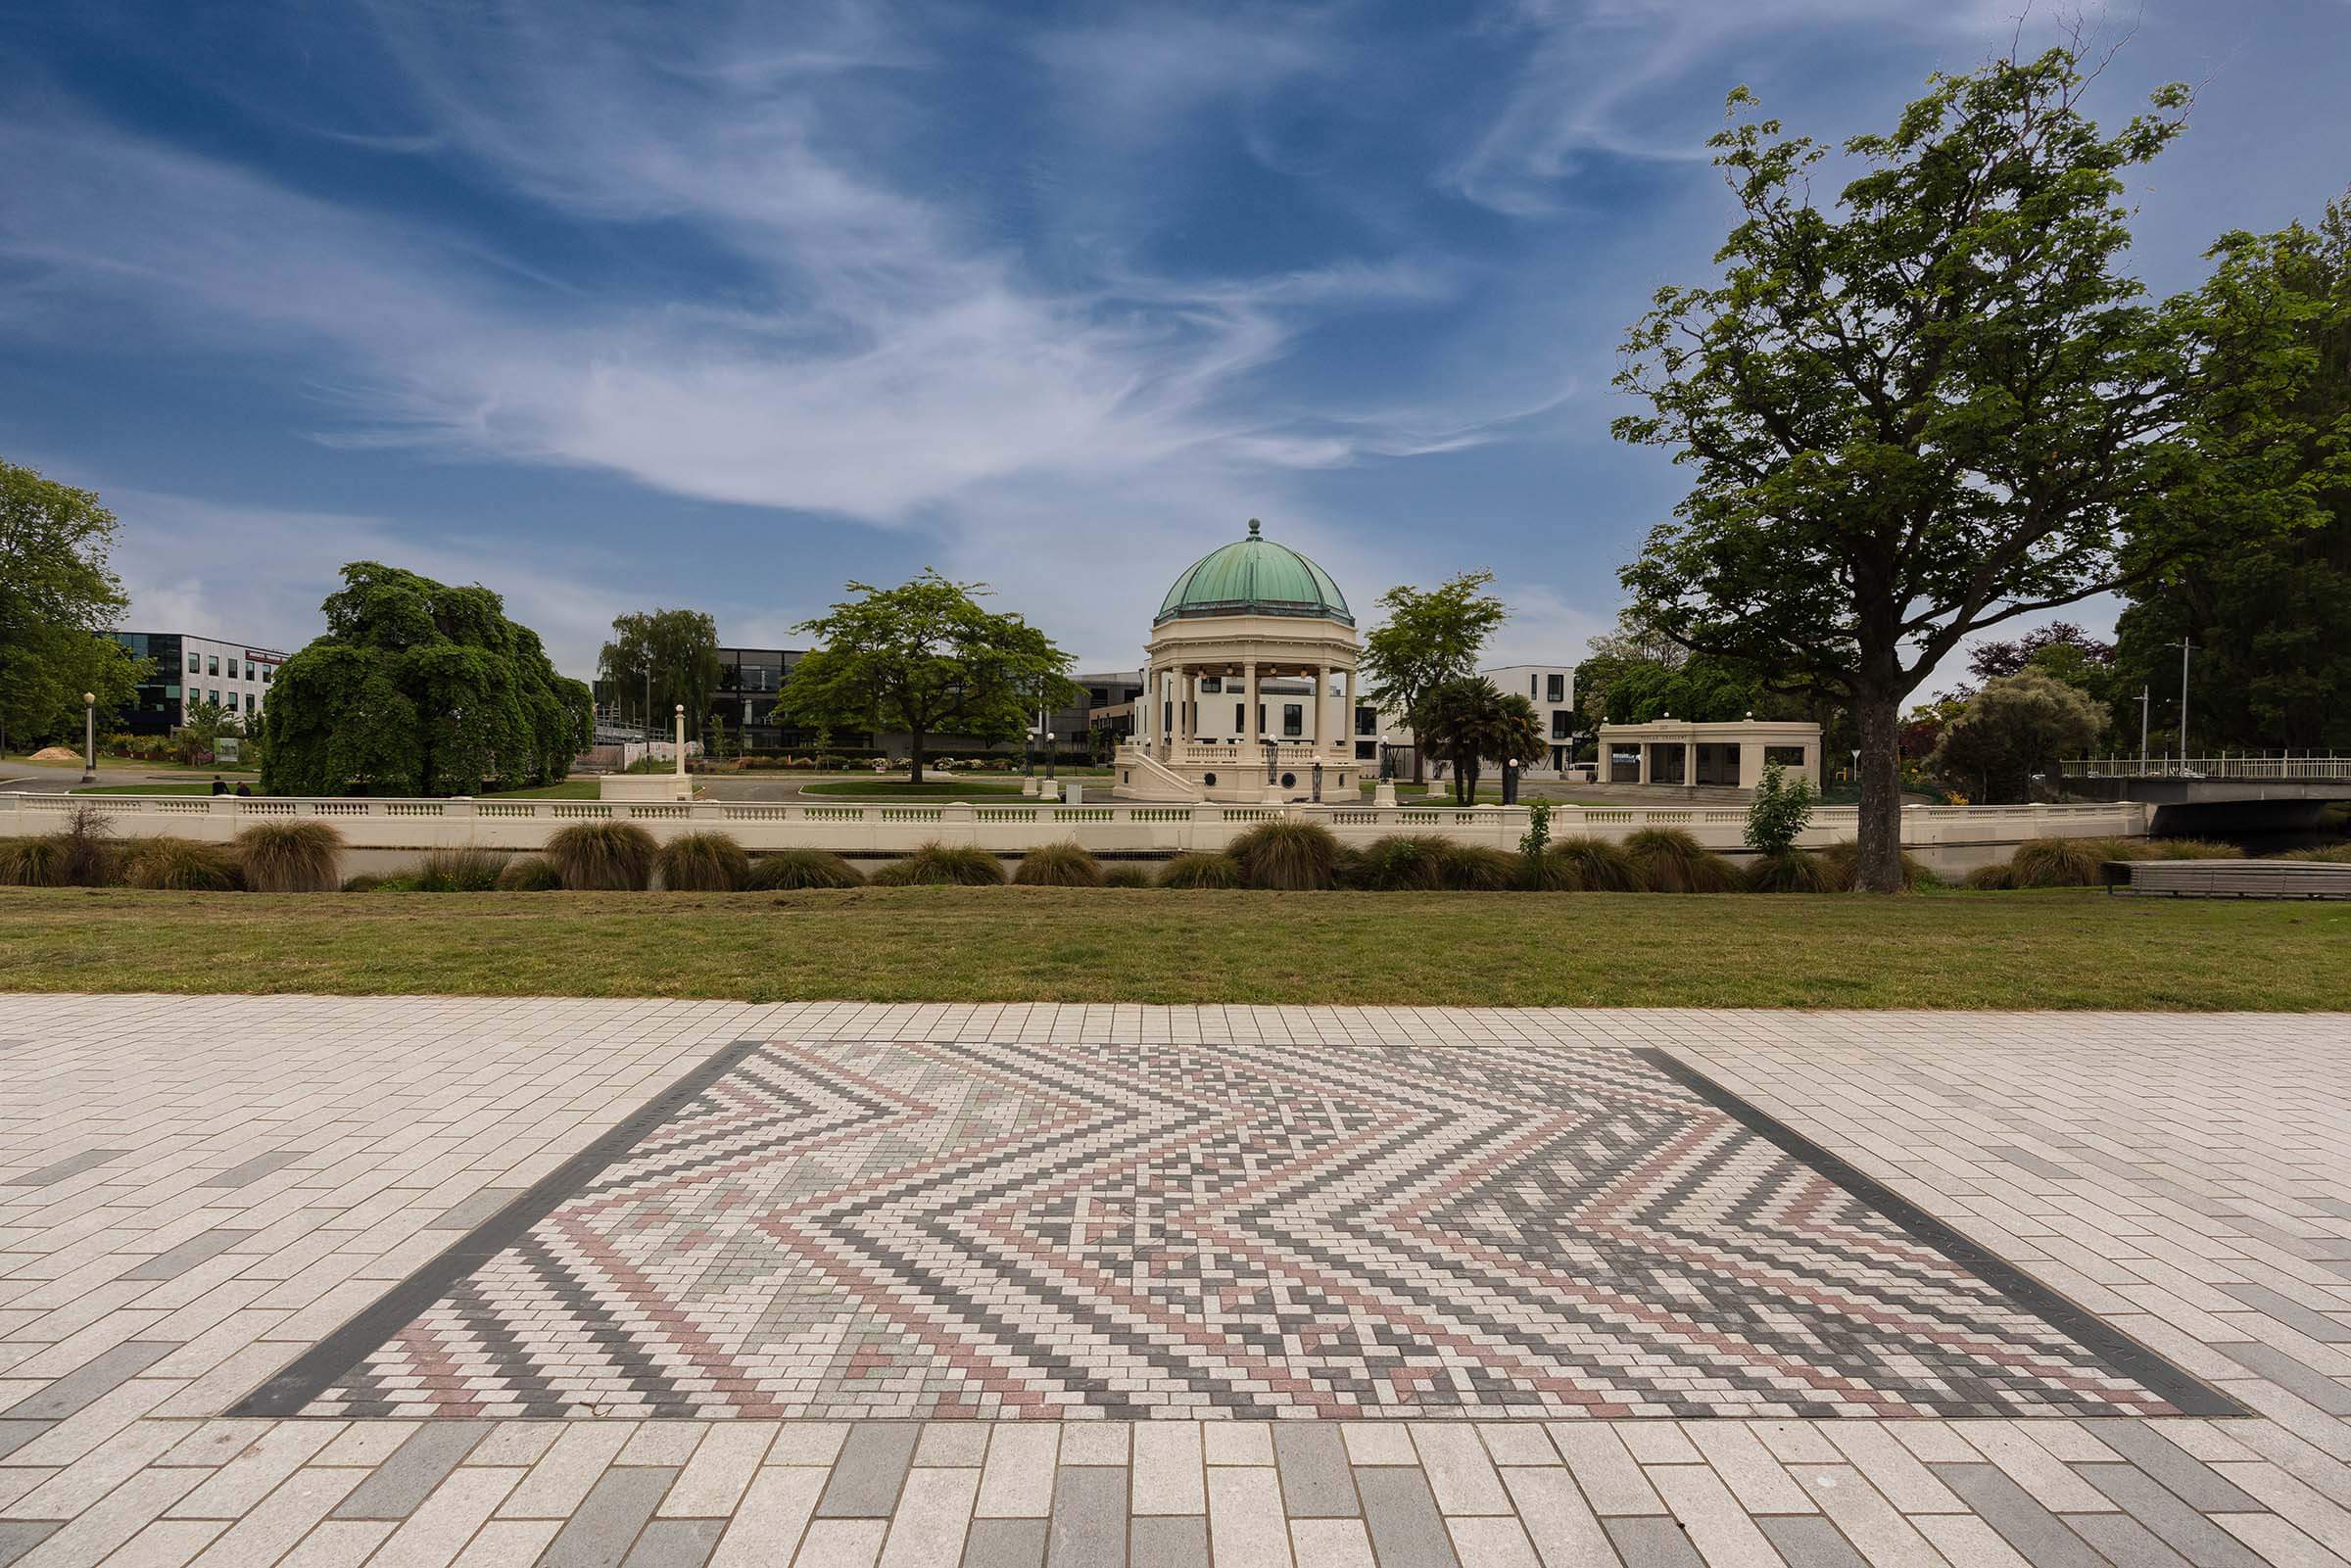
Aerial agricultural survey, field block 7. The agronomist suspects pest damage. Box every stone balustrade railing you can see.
[0,790,2149,859]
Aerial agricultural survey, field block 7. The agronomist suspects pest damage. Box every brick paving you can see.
[0,996,2347,1565]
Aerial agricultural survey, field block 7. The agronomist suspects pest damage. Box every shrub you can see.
[1743,760,1816,855]
[121,836,242,891]
[1014,842,1102,887]
[2004,836,2135,889]
[745,849,865,889]
[656,832,750,891]
[870,841,1006,885]
[545,820,657,890]
[341,873,393,892]
[1157,852,1242,889]
[2283,842,2351,864]
[1624,828,1741,893]
[2145,837,2241,860]
[1100,864,1154,888]
[0,805,121,887]
[1227,818,1341,890]
[1744,848,1830,894]
[494,855,563,891]
[234,820,345,892]
[1355,835,1452,891]
[412,846,508,892]
[1815,838,1936,892]
[1536,835,1645,892]
[1440,843,1523,892]
[1962,862,2017,889]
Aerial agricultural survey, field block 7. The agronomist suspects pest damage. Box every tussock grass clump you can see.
[121,836,242,891]
[1963,862,2017,889]
[2284,842,2351,864]
[1100,864,1155,888]
[1014,842,1102,887]
[413,846,507,892]
[1815,838,1936,892]
[870,841,1006,886]
[1158,852,1242,889]
[2146,837,2241,860]
[2005,837,2131,889]
[1536,835,1645,892]
[1624,828,1741,893]
[745,849,864,890]
[234,820,344,892]
[341,873,393,893]
[656,832,750,891]
[1354,835,1452,891]
[1227,818,1341,890]
[495,855,563,891]
[1440,842,1522,891]
[545,820,657,890]
[0,806,120,886]
[1745,848,1830,894]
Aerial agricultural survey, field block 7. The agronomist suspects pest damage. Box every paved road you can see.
[3,998,2347,1564]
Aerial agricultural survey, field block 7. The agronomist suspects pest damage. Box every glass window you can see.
[164,685,180,699]
[1199,676,1222,693]
[1552,711,1572,738]
[208,655,218,676]
[1355,706,1375,736]
[262,668,271,684]
[1356,739,1376,761]
[188,652,201,673]
[1547,674,1565,703]
[1764,745,1806,769]
[1234,702,1245,732]
[1282,704,1302,737]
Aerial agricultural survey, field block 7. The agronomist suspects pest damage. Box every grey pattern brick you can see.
[2212,1343,2351,1414]
[1758,1515,1870,1568]
[962,1517,1048,1568]
[622,1516,723,1566]
[2217,1283,2351,1344]
[1,1148,128,1186]
[0,1522,60,1568]
[120,1227,254,1280]
[330,1421,488,1519]
[1358,1467,1460,1568]
[541,1465,679,1568]
[199,1150,307,1188]
[815,1423,919,1517]
[426,1187,527,1229]
[0,1421,53,1462]
[1603,1516,1706,1568]
[1128,1516,1208,1568]
[2077,1466,2266,1568]
[1047,1462,1126,1566]
[1271,1423,1358,1518]
[2087,1424,2262,1512]
[0,1339,173,1420]
[2070,1513,2196,1568]
[1933,1464,2113,1568]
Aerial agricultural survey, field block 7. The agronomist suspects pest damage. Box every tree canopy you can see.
[261,563,593,796]
[1928,668,2105,804]
[1416,677,1543,804]
[1359,570,1507,783]
[0,459,146,748]
[776,571,1075,784]
[1612,45,2302,888]
[598,608,722,736]
[2112,193,2351,752]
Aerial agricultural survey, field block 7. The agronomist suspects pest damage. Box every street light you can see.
[1378,733,1393,781]
[1044,732,1057,784]
[81,692,96,784]
[1503,757,1519,806]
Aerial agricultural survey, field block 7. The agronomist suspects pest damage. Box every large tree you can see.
[262,563,593,796]
[1612,47,2290,889]
[1359,570,1508,784]
[0,460,146,751]
[2111,194,2351,753]
[776,572,1075,785]
[1416,677,1544,804]
[598,608,722,736]
[1928,669,2105,804]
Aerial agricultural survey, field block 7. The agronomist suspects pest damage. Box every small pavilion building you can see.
[1115,521,1365,803]
[1597,717,1822,790]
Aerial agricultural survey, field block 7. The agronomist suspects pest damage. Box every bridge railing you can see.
[2062,755,2351,782]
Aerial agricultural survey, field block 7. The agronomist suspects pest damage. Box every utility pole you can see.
[2177,638,2192,769]
[2136,686,2150,769]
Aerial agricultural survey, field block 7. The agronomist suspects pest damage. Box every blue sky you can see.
[5,2,2347,679]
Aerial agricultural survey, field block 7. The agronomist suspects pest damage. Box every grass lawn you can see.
[798,779,1032,798]
[72,782,231,796]
[1,885,2341,1010]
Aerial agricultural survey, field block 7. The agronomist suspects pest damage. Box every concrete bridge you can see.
[2060,756,2351,835]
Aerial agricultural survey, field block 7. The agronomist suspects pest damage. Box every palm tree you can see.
[1416,678,1544,804]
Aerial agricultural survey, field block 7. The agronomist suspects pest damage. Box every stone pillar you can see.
[1343,666,1357,757]
[1242,662,1259,749]
[1316,665,1329,753]
[1177,668,1192,746]
[1684,740,1696,790]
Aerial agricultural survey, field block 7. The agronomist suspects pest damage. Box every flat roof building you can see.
[104,632,287,735]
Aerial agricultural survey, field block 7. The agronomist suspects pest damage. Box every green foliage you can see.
[0,807,122,887]
[1100,864,1156,888]
[1415,678,1544,804]
[1928,670,2106,803]
[1227,818,1342,889]
[778,572,1076,785]
[261,563,593,797]
[494,855,564,891]
[120,836,242,891]
[1598,655,1765,724]
[0,459,146,746]
[233,821,344,892]
[1157,852,1243,889]
[1354,835,1452,891]
[745,849,866,890]
[1440,843,1521,891]
[1535,835,1644,892]
[1359,571,1508,781]
[1518,798,1553,861]
[1743,760,1816,855]
[2284,843,2351,863]
[1745,848,1831,893]
[174,699,245,766]
[1623,828,1742,893]
[598,607,722,736]
[412,847,508,892]
[656,832,750,891]
[870,841,1007,885]
[544,821,657,890]
[2145,838,2242,860]
[1611,48,2245,891]
[1013,842,1103,887]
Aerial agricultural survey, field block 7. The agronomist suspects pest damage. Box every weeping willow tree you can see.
[261,563,593,796]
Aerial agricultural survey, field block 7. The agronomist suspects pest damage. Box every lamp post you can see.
[1045,732,1057,784]
[2136,686,2151,770]
[1374,733,1397,808]
[81,692,96,784]
[2177,637,2192,770]
[673,704,686,795]
[1503,757,1519,807]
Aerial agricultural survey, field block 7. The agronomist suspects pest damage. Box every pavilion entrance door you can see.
[1694,743,1741,786]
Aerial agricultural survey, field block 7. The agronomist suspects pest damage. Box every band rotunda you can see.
[1115,520,1369,803]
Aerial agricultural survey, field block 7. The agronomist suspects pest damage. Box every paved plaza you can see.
[2,998,2349,1565]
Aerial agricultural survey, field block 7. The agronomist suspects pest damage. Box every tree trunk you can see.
[908,725,925,785]
[1853,683,1905,893]
[1410,700,1425,784]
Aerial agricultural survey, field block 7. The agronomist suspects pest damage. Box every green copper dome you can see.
[1155,520,1353,627]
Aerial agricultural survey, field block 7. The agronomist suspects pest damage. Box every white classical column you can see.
[1176,667,1192,747]
[1242,661,1259,750]
[1314,664,1328,752]
[1343,666,1357,756]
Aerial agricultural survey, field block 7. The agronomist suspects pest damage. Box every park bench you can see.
[2102,858,2351,899]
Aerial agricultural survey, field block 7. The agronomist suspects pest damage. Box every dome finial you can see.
[1246,518,1261,539]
